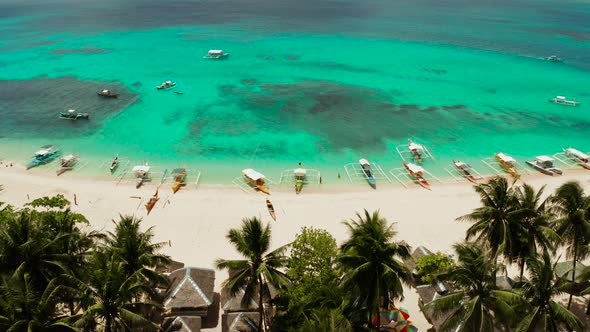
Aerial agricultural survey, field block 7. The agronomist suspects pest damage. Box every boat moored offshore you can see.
[550,96,580,106]
[97,89,118,98]
[203,49,229,59]
[59,109,89,120]
[156,81,176,90]
[359,159,377,189]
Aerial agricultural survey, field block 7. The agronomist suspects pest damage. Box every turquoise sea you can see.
[1,0,589,184]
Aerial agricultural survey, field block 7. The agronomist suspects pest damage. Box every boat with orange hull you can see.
[403,162,430,189]
[452,160,481,183]
[145,189,159,215]
[171,168,186,193]
[563,148,590,170]
[495,152,520,179]
[408,139,425,162]
[242,168,270,195]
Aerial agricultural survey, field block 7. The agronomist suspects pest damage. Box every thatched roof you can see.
[157,260,186,274]
[222,312,259,332]
[164,316,201,332]
[221,288,259,313]
[164,267,215,309]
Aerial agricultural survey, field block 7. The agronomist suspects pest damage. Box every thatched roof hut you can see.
[164,267,216,317]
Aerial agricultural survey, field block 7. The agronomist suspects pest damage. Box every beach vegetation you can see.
[549,181,590,309]
[425,242,525,332]
[415,252,456,284]
[216,217,291,332]
[338,209,412,329]
[513,252,583,332]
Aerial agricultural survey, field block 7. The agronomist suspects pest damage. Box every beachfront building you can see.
[220,286,260,332]
[163,267,219,331]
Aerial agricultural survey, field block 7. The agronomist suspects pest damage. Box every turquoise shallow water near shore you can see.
[1,0,589,184]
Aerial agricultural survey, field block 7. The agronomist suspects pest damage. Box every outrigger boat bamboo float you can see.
[242,168,270,194]
[145,189,159,215]
[526,156,562,176]
[26,145,61,169]
[495,152,520,178]
[403,162,430,190]
[563,148,590,170]
[359,159,377,189]
[56,154,78,176]
[266,198,276,221]
[110,155,119,173]
[133,164,151,189]
[171,168,187,193]
[452,160,482,183]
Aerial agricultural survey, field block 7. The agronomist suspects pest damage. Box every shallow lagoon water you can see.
[0,0,589,184]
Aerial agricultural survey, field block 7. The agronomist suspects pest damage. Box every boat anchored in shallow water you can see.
[451,160,483,183]
[495,152,520,178]
[97,89,118,98]
[156,81,176,90]
[203,49,229,59]
[26,145,61,169]
[133,164,151,188]
[545,55,563,63]
[550,96,580,106]
[60,109,89,120]
[56,154,78,176]
[563,148,590,170]
[403,162,430,190]
[526,156,562,176]
[171,168,186,193]
[359,159,377,189]
[242,168,270,195]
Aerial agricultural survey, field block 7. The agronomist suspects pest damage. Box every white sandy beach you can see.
[2,163,590,330]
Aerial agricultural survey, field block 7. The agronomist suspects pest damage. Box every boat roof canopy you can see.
[102,89,109,93]
[406,163,424,173]
[359,158,370,165]
[242,168,265,180]
[208,49,224,53]
[556,96,566,99]
[68,109,76,113]
[536,155,554,162]
[294,168,307,175]
[132,165,150,172]
[35,149,51,155]
[409,142,423,150]
[567,148,589,159]
[497,152,516,162]
[62,154,75,161]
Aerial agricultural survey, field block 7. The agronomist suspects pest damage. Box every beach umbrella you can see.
[399,307,410,320]
[371,307,403,327]
[394,319,418,332]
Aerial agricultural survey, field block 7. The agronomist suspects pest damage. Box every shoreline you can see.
[2,161,590,331]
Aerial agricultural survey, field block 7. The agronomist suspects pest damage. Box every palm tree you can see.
[549,181,590,309]
[72,250,161,332]
[106,215,170,290]
[514,253,583,332]
[338,210,412,329]
[297,307,353,332]
[458,177,521,260]
[0,273,77,331]
[425,242,525,332]
[216,217,290,332]
[511,184,559,279]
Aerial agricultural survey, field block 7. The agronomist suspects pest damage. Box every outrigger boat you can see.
[26,145,61,169]
[109,155,119,173]
[56,154,78,176]
[359,159,377,189]
[550,96,580,106]
[495,152,520,178]
[294,168,306,194]
[563,148,590,170]
[156,81,176,90]
[242,168,270,194]
[403,162,430,189]
[133,164,151,189]
[171,168,186,193]
[266,198,276,221]
[59,109,89,120]
[408,139,426,162]
[145,189,159,215]
[452,160,481,183]
[526,156,563,176]
[203,49,229,59]
[97,89,118,98]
